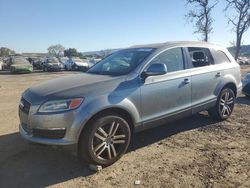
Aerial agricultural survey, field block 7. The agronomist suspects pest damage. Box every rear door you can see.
[185,47,224,113]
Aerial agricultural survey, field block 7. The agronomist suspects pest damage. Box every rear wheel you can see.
[208,88,235,120]
[78,114,131,166]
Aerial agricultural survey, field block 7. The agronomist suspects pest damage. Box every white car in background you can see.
[58,57,68,66]
[65,58,90,71]
[0,59,3,70]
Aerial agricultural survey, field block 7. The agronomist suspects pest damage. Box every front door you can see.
[140,47,192,126]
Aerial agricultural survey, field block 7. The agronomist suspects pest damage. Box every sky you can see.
[0,0,249,53]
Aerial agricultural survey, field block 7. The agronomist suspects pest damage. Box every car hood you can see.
[23,73,126,104]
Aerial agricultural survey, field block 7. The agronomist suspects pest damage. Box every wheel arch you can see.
[215,74,238,97]
[223,82,237,96]
[78,107,136,141]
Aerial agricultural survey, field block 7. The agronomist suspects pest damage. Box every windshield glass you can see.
[87,48,155,76]
[13,57,29,64]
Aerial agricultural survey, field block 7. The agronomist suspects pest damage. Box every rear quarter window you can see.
[212,50,231,64]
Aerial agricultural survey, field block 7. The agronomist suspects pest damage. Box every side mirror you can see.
[142,63,167,79]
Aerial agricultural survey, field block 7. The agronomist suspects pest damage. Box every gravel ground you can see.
[0,67,249,188]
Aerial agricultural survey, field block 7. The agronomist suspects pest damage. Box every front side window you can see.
[149,47,184,72]
[88,48,155,76]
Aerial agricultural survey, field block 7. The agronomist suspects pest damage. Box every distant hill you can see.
[228,45,250,57]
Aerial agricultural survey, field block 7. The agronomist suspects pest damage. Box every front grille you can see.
[32,129,66,139]
[20,98,31,114]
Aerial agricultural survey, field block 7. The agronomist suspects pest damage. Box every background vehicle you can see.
[19,42,242,166]
[65,58,90,71]
[0,59,4,70]
[42,57,64,72]
[9,56,33,73]
[242,73,250,97]
[31,58,44,70]
[58,57,68,67]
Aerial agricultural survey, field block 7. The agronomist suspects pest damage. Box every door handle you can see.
[183,78,190,84]
[216,72,222,77]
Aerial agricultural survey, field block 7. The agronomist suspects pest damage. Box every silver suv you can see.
[19,41,242,166]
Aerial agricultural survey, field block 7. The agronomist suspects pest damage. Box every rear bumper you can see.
[237,83,243,97]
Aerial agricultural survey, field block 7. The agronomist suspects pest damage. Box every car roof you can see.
[129,41,225,50]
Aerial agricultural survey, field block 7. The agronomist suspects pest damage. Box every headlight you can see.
[38,98,84,113]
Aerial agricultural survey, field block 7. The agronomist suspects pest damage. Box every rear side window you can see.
[187,47,214,68]
[150,47,184,73]
[213,50,231,64]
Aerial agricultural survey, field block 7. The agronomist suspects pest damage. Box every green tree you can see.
[64,48,78,57]
[47,44,65,57]
[0,47,15,56]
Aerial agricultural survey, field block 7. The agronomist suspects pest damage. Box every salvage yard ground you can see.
[0,67,249,188]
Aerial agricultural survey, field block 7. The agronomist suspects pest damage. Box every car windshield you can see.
[13,57,29,64]
[87,48,155,76]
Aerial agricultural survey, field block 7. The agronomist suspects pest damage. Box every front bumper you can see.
[19,123,75,145]
[11,67,33,73]
[18,97,90,145]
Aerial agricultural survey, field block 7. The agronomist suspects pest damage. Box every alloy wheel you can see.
[219,90,234,118]
[91,121,127,160]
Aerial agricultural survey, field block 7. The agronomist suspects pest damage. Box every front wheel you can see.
[78,114,131,166]
[208,88,235,120]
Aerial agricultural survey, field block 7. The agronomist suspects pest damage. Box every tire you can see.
[208,88,235,120]
[78,114,131,166]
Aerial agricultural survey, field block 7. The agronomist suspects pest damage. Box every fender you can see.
[75,95,141,140]
[214,74,237,97]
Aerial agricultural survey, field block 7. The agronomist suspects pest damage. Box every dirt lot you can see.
[0,67,249,188]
